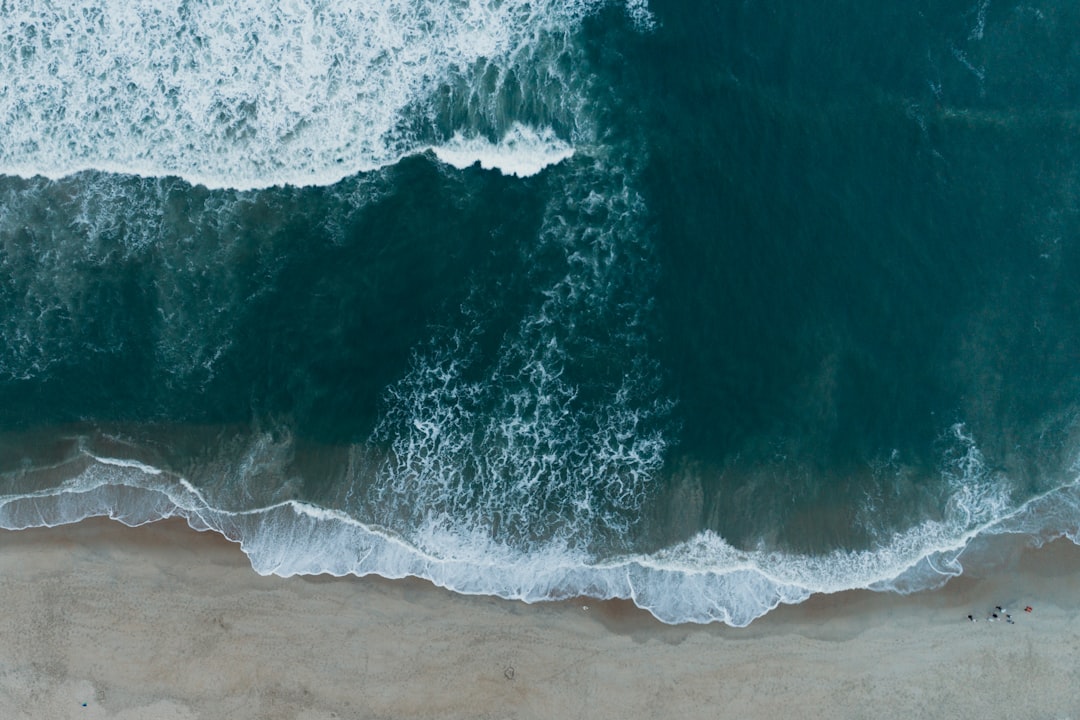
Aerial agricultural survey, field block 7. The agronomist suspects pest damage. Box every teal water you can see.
[1,0,1079,625]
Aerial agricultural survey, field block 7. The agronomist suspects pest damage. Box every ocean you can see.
[2,0,1079,625]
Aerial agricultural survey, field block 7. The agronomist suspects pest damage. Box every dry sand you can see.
[1,518,1079,720]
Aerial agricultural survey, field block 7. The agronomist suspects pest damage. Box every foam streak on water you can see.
[365,153,671,554]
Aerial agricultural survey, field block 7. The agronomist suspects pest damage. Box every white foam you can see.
[431,124,575,177]
[2,444,1080,626]
[0,0,649,189]
[368,155,669,552]
[86,454,163,475]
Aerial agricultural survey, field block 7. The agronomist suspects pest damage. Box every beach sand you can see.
[1,519,1078,719]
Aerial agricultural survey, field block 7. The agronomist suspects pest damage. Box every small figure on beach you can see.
[1024,606,1033,613]
[967,614,976,622]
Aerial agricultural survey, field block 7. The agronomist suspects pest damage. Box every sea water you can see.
[1,0,1079,625]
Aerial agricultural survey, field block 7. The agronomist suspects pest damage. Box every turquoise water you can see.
[2,0,1079,625]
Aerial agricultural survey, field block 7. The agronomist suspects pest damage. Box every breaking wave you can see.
[431,123,574,177]
[0,0,647,188]
[2,422,1078,626]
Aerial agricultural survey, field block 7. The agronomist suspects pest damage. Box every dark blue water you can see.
[2,0,1079,625]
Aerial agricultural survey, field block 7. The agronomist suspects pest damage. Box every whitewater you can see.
[0,0,649,187]
[2,425,1080,626]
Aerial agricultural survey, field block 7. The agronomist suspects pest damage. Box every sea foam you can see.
[359,146,671,555]
[0,0,645,189]
[431,124,575,177]
[3,424,1079,627]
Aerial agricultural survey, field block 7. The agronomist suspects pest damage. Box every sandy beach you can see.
[2,518,1079,720]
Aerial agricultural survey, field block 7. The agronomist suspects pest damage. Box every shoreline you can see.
[2,518,1079,719]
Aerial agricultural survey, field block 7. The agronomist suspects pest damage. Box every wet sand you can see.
[2,518,1079,719]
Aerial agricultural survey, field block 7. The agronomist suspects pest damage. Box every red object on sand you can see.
[1024,606,1033,613]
